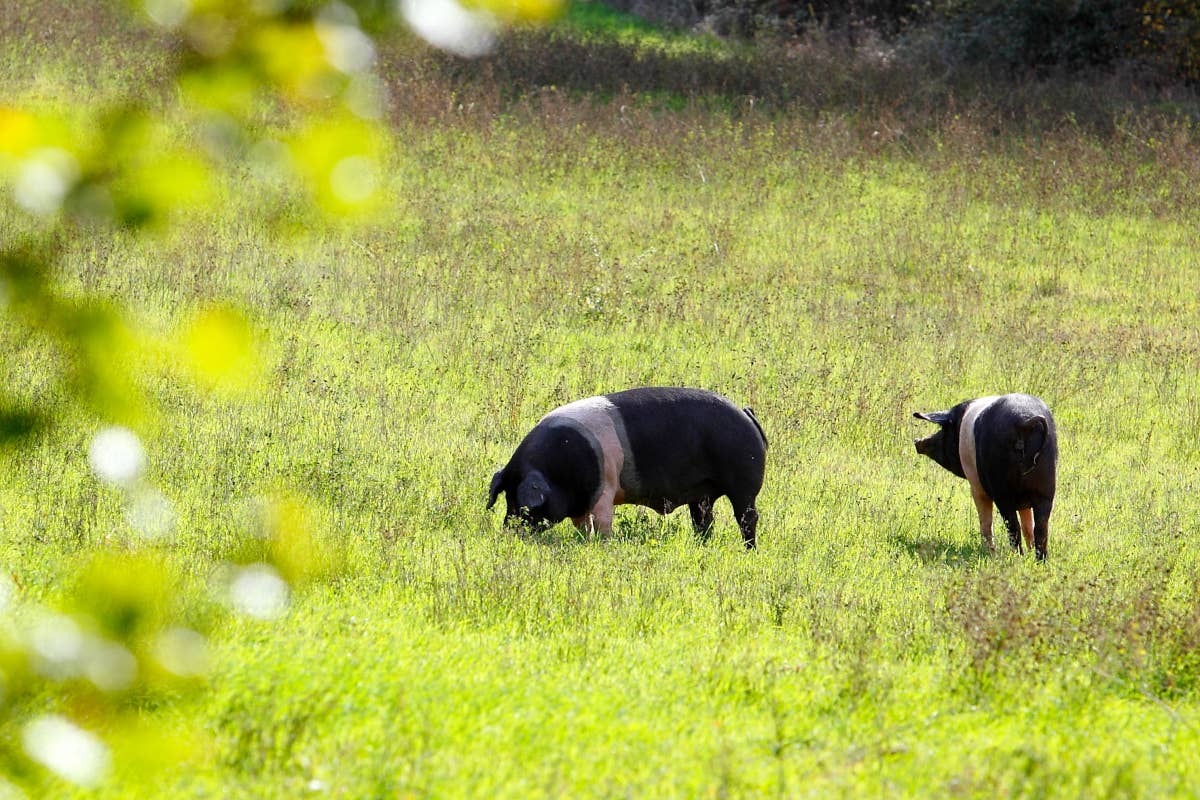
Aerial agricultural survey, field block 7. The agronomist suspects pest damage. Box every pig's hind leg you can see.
[1018,508,1035,553]
[728,492,759,550]
[1032,500,1052,561]
[689,498,716,542]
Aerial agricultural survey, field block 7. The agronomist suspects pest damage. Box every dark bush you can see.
[926,0,1200,80]
[1137,0,1200,81]
[759,0,935,37]
[590,0,1200,81]
[929,0,1139,73]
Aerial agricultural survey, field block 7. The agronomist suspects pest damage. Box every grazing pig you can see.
[487,387,768,548]
[913,394,1057,560]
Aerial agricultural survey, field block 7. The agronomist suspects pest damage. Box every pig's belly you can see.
[621,486,714,515]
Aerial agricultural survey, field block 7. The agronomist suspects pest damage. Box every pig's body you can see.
[488,387,768,548]
[914,393,1057,560]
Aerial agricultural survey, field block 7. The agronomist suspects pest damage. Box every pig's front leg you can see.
[971,487,994,552]
[572,491,616,536]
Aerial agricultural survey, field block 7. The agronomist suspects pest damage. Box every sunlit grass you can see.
[557,0,731,55]
[3,1,1200,797]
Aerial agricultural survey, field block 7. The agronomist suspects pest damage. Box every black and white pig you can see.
[487,387,768,548]
[913,394,1057,560]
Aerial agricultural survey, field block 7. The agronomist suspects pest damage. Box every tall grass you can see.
[3,1,1200,796]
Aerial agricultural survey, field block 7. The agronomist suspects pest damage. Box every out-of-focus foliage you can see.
[223,491,342,589]
[179,305,263,395]
[0,0,561,792]
[0,553,206,791]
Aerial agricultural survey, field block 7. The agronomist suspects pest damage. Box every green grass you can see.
[5,2,1200,797]
[556,0,730,54]
[560,0,673,39]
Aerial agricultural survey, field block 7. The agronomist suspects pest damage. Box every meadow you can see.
[3,1,1200,796]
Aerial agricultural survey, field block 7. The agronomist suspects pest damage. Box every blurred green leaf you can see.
[288,113,386,215]
[0,237,53,308]
[473,0,564,23]
[222,491,341,586]
[0,107,40,157]
[100,112,214,227]
[0,406,46,448]
[62,303,148,427]
[253,21,333,103]
[179,63,260,120]
[178,305,263,396]
[68,554,171,642]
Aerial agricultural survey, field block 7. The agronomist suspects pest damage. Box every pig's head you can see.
[487,467,568,530]
[912,408,965,477]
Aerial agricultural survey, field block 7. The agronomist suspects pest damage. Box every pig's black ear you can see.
[517,473,549,511]
[486,470,504,510]
[913,410,952,426]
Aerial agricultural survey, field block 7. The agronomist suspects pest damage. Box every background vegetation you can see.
[605,0,1200,82]
[2,0,1200,796]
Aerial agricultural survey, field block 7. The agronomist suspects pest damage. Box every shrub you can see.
[1138,0,1200,81]
[927,0,1142,73]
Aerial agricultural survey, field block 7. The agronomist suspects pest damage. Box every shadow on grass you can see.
[890,531,988,567]
[387,22,1200,143]
[494,519,575,547]
[500,509,695,547]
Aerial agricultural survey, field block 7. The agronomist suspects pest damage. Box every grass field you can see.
[4,2,1200,797]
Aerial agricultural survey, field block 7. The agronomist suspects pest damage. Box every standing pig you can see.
[487,387,768,548]
[913,394,1057,560]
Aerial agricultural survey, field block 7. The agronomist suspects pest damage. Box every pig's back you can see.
[605,387,766,504]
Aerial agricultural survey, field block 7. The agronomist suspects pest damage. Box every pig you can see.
[913,394,1057,560]
[487,387,768,548]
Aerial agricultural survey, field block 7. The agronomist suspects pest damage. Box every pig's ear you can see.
[913,410,952,426]
[486,470,504,510]
[517,473,548,511]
